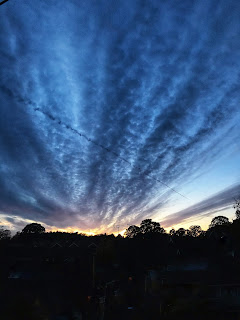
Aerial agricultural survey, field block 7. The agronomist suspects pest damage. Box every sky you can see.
[0,0,240,234]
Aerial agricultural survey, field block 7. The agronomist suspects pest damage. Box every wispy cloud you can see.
[0,0,240,232]
[162,183,240,227]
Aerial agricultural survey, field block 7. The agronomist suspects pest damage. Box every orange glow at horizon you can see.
[46,226,128,236]
[3,211,235,236]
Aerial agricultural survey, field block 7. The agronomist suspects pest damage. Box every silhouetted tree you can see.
[125,225,140,238]
[21,223,45,234]
[209,216,230,229]
[234,198,240,220]
[125,219,165,239]
[139,219,165,234]
[169,228,176,236]
[188,225,203,237]
[12,231,21,240]
[0,227,11,240]
[175,228,187,237]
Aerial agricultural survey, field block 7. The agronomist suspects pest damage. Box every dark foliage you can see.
[21,223,46,234]
[234,198,240,220]
[209,216,230,229]
[0,227,11,240]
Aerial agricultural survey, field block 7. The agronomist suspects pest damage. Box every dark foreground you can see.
[1,223,240,319]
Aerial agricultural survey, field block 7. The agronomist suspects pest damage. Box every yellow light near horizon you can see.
[46,226,127,236]
[47,227,97,236]
[112,229,125,236]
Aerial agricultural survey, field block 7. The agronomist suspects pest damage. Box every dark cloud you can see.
[0,0,240,232]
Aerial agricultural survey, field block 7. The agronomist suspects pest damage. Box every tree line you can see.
[0,199,239,241]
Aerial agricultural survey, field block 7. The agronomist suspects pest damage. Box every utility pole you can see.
[114,223,120,234]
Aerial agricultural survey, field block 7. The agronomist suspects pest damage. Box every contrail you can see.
[0,0,9,6]
[34,107,189,199]
[0,85,189,200]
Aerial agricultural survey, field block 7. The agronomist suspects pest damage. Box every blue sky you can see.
[0,0,240,234]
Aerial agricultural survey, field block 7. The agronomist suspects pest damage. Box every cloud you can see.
[162,183,240,227]
[0,0,240,232]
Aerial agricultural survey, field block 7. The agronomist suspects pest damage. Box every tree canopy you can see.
[140,219,165,234]
[125,225,140,238]
[188,225,203,237]
[234,198,240,220]
[0,227,11,240]
[175,228,187,237]
[125,219,165,238]
[21,223,45,234]
[209,216,230,229]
